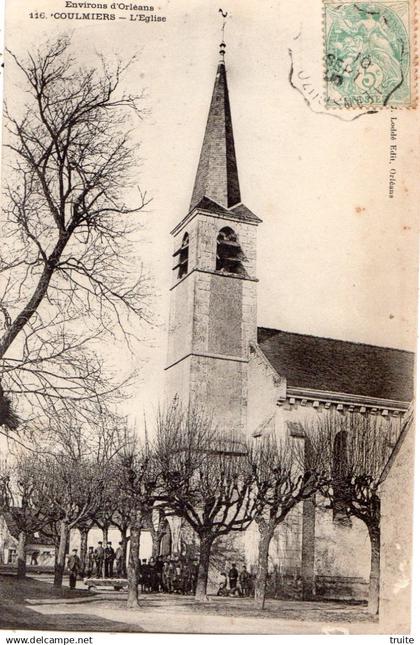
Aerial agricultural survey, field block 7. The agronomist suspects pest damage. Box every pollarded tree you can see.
[29,410,129,588]
[155,402,257,600]
[315,408,409,615]
[114,441,159,609]
[32,451,106,588]
[1,35,151,422]
[0,453,53,579]
[249,429,328,609]
[146,507,168,560]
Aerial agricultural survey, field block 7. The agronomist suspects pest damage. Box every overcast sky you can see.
[4,0,419,427]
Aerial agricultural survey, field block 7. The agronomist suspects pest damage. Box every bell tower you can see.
[165,39,262,437]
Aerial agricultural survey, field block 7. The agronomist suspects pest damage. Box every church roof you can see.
[192,196,262,224]
[190,62,241,210]
[257,327,415,402]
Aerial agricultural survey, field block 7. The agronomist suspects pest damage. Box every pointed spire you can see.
[190,22,241,210]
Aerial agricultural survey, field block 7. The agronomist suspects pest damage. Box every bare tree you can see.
[146,507,168,559]
[76,517,95,578]
[26,411,128,588]
[31,453,103,588]
[0,453,52,578]
[155,402,257,600]
[114,442,158,609]
[0,35,151,424]
[111,483,133,579]
[313,409,405,615]
[249,430,327,609]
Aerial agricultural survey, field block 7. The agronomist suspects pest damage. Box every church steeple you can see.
[166,26,261,438]
[190,49,241,210]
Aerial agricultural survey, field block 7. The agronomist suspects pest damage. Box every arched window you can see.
[333,430,348,479]
[332,429,351,526]
[173,232,189,279]
[216,227,246,276]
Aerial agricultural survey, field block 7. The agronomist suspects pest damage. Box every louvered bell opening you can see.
[216,227,247,276]
[173,233,189,279]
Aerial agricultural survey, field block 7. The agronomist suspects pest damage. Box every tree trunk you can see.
[127,524,141,609]
[54,520,69,588]
[254,525,274,610]
[301,496,316,600]
[16,531,27,579]
[0,231,71,359]
[151,531,161,559]
[195,535,213,601]
[79,526,89,577]
[368,523,381,614]
[121,527,128,577]
[102,524,109,545]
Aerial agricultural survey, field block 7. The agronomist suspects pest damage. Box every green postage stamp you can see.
[324,1,415,108]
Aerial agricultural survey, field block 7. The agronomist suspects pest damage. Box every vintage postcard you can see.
[0,0,418,638]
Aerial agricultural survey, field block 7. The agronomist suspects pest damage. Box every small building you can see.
[0,511,55,567]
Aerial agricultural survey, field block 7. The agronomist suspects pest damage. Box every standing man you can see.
[166,559,176,594]
[228,562,239,594]
[143,558,151,592]
[115,541,124,578]
[94,541,104,578]
[191,558,199,595]
[239,565,250,597]
[155,555,164,592]
[104,541,115,578]
[161,558,169,593]
[86,546,95,578]
[138,558,145,592]
[68,549,81,589]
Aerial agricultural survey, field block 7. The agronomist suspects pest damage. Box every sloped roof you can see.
[192,196,261,224]
[257,327,415,402]
[190,62,241,209]
[193,196,231,217]
[229,203,262,224]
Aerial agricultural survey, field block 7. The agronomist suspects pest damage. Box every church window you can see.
[332,429,351,526]
[173,232,189,279]
[216,227,246,276]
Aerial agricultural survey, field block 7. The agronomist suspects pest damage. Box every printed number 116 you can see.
[29,12,46,19]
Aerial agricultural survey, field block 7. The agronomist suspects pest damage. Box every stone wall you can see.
[314,506,370,581]
[69,526,153,562]
[379,418,414,633]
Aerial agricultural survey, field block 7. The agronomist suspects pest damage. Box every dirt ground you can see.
[0,573,382,635]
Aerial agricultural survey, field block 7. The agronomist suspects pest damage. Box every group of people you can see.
[66,540,126,589]
[217,563,253,597]
[138,556,199,595]
[86,541,126,579]
[67,546,254,598]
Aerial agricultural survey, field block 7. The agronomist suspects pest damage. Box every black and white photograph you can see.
[0,0,418,638]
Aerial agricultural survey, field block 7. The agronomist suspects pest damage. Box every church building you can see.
[165,42,415,598]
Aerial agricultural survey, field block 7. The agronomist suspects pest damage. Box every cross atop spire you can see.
[190,11,241,210]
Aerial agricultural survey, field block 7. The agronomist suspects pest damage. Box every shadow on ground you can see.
[0,575,142,632]
[0,574,378,633]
